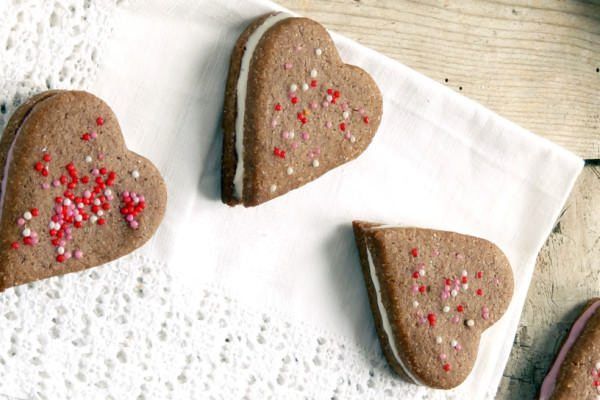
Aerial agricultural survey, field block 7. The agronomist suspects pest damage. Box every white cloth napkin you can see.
[3,0,583,398]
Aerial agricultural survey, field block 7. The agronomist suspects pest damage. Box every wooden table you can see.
[277,1,600,398]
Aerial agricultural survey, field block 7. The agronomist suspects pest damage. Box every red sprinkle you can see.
[327,88,333,95]
[418,285,426,294]
[457,305,464,312]
[81,176,90,184]
[443,363,451,372]
[310,80,318,88]
[81,133,91,141]
[56,254,66,263]
[41,168,49,177]
[31,208,39,217]
[23,237,33,246]
[333,90,341,99]
[42,153,52,162]
[476,289,484,296]
[97,218,106,226]
[476,271,483,279]
[11,242,19,250]
[412,271,420,279]
[34,162,44,172]
[273,147,286,159]
[445,278,452,286]
[594,380,600,387]
[96,116,104,126]
[461,276,468,284]
[274,103,282,111]
[339,123,346,132]
[291,97,299,104]
[411,248,419,257]
[363,116,370,124]
[100,167,108,175]
[427,313,437,327]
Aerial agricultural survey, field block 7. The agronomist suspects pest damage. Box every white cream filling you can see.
[233,12,293,200]
[366,244,423,385]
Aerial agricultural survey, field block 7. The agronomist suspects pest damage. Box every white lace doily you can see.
[0,1,481,398]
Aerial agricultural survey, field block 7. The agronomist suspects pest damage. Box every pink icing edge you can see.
[539,300,600,400]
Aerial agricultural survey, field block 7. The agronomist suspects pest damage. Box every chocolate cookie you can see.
[353,221,514,389]
[539,298,600,400]
[222,13,383,207]
[0,90,167,291]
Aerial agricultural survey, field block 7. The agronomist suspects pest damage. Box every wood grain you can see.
[277,0,600,160]
[497,165,600,398]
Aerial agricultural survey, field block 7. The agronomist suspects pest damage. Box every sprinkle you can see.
[476,271,483,279]
[443,306,450,313]
[456,305,464,312]
[350,136,356,143]
[131,170,140,179]
[411,248,419,257]
[269,184,277,193]
[443,363,451,372]
[413,301,419,308]
[310,69,318,78]
[302,83,309,91]
[342,111,350,120]
[57,247,65,255]
[81,133,91,141]
[451,315,460,324]
[312,159,320,168]
[24,210,34,220]
[419,268,426,276]
[596,362,600,370]
[129,221,139,229]
[286,167,294,175]
[462,270,468,277]
[17,218,25,226]
[476,289,484,296]
[339,123,346,132]
[436,336,443,344]
[418,285,426,293]
[56,254,65,263]
[451,340,458,347]
[22,228,31,237]
[315,48,322,56]
[290,84,298,92]
[462,283,469,290]
[440,354,447,361]
[363,116,370,124]
[85,155,93,163]
[274,103,282,111]
[451,289,458,297]
[411,284,419,294]
[90,215,98,224]
[34,162,44,172]
[427,313,436,327]
[301,132,310,141]
[91,132,98,139]
[11,242,19,250]
[284,62,293,70]
[96,117,104,126]
[466,319,475,327]
[291,97,299,104]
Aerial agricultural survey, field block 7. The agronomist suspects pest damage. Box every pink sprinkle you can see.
[138,195,145,202]
[326,121,333,129]
[59,240,66,247]
[440,354,447,361]
[282,131,290,139]
[92,168,100,176]
[41,183,50,190]
[455,252,464,260]
[301,132,310,141]
[341,103,349,111]
[344,132,352,140]
[17,218,25,226]
[52,180,61,187]
[271,119,278,128]
[441,291,449,300]
[315,148,321,156]
[358,108,365,115]
[431,249,440,257]
[291,142,299,150]
[126,214,134,222]
[310,102,318,110]
[130,221,139,229]
[98,153,105,160]
[322,101,329,108]
[83,190,92,198]
[31,237,39,245]
[74,250,83,259]
[455,344,462,351]
[64,251,72,260]
[451,316,460,324]
[418,317,426,325]
[122,191,130,198]
[412,284,419,294]
[90,131,98,139]
[30,231,38,238]
[283,62,293,70]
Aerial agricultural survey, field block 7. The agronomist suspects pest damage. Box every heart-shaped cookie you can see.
[222,13,383,207]
[0,90,167,291]
[353,221,514,389]
[540,298,600,400]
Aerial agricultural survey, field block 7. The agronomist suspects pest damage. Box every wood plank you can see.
[497,164,600,398]
[276,0,600,159]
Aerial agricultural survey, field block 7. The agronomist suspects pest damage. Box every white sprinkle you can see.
[315,48,322,56]
[443,306,450,313]
[451,340,458,347]
[22,228,31,237]
[326,95,333,102]
[412,301,419,308]
[302,83,309,91]
[97,210,104,217]
[77,203,84,209]
[350,136,356,143]
[57,247,65,255]
[342,111,350,120]
[310,69,318,78]
[312,159,320,168]
[48,222,55,229]
[75,215,83,222]
[131,170,140,179]
[286,167,294,175]
[90,215,98,223]
[269,184,277,193]
[63,198,72,206]
[23,211,32,220]
[596,361,600,370]
[462,270,468,277]
[462,283,469,290]
[466,319,475,327]
[288,130,295,139]
[436,336,443,344]
[451,289,458,297]
[290,83,298,92]
[93,199,101,206]
[104,189,112,196]
[85,155,93,163]
[419,268,426,277]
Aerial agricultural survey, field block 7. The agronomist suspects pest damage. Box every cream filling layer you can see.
[366,245,423,385]
[233,12,292,200]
